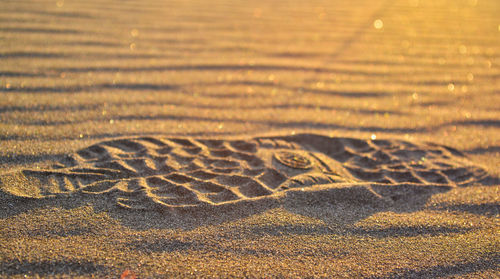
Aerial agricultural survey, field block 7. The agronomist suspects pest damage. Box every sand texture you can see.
[0,0,499,278]
[2,134,496,210]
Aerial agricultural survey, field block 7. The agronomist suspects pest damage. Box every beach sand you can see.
[0,0,499,277]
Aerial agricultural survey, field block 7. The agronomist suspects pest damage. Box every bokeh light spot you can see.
[373,19,384,29]
[467,73,474,82]
[459,45,467,54]
[447,83,455,92]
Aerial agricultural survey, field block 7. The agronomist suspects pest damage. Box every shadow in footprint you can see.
[282,182,454,225]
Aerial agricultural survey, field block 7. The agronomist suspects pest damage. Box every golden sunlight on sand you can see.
[0,0,498,277]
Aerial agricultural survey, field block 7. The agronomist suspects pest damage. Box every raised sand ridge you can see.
[0,134,493,211]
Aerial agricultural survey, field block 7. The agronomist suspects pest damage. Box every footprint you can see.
[0,134,494,210]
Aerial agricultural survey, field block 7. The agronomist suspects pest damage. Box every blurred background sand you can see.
[0,0,499,277]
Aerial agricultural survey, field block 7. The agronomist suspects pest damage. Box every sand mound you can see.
[1,134,493,213]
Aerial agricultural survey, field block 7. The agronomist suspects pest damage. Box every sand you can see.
[0,0,499,278]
